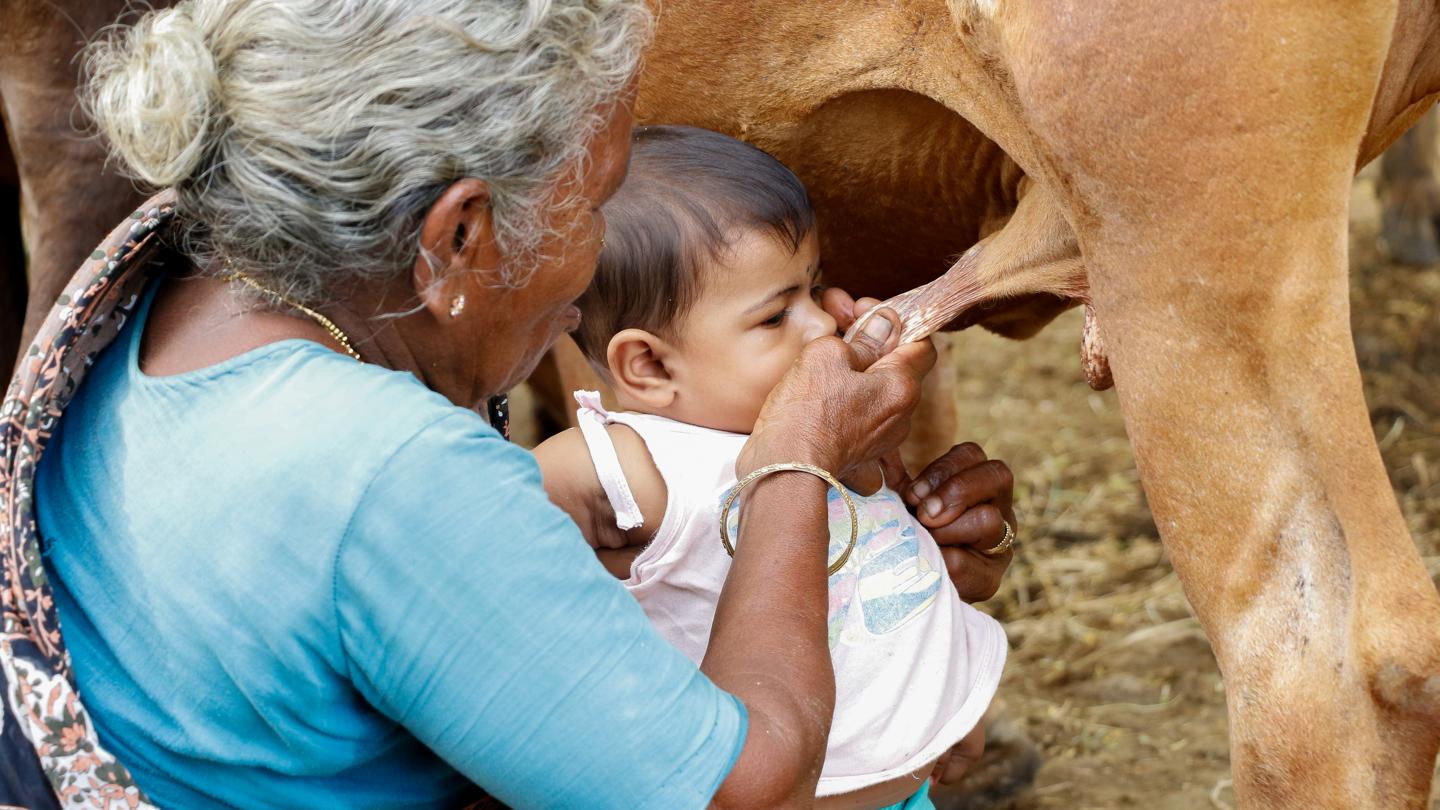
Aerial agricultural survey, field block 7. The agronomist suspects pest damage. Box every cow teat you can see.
[842,244,985,345]
[843,242,1114,390]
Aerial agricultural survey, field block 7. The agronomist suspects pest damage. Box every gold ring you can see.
[982,519,1015,556]
[720,462,858,575]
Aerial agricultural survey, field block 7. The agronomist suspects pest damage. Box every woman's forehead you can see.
[588,101,637,203]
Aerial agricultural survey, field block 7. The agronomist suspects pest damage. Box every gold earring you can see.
[449,295,466,318]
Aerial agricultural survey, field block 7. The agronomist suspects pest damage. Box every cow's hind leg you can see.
[0,113,26,370]
[1004,3,1440,807]
[0,0,152,364]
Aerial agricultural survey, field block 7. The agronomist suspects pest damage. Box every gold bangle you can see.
[719,462,859,575]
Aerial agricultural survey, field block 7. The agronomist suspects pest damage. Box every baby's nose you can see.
[805,308,839,341]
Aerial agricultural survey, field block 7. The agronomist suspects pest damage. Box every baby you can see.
[534,126,1005,810]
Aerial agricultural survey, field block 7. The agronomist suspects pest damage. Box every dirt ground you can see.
[509,172,1439,808]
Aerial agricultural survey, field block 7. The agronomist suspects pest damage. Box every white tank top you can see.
[573,391,1007,797]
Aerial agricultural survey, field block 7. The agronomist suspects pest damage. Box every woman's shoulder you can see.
[216,343,504,462]
[121,341,523,510]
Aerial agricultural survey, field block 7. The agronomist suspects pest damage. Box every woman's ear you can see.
[413,178,500,319]
[607,328,677,409]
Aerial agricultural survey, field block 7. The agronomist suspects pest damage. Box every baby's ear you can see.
[607,328,676,409]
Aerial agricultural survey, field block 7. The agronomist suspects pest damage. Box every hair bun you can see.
[86,4,220,187]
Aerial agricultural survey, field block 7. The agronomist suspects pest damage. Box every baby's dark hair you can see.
[572,125,815,367]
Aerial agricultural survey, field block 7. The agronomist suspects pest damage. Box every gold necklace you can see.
[222,268,363,362]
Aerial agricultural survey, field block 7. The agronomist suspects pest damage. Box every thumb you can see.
[845,307,902,370]
[820,286,858,330]
[879,449,910,493]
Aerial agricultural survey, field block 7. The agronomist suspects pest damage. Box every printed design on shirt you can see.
[723,487,941,649]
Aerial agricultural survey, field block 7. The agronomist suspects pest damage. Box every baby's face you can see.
[666,228,834,434]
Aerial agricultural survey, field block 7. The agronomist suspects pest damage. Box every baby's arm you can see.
[533,425,669,579]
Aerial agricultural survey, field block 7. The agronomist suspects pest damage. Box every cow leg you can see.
[0,1,152,365]
[999,3,1440,807]
[0,114,26,371]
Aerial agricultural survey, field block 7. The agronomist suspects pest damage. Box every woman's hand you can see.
[820,286,1016,600]
[737,306,937,491]
[713,309,935,807]
[891,442,1017,602]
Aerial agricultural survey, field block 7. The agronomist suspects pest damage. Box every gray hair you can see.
[85,0,651,302]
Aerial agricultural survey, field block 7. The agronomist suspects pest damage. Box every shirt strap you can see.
[573,390,645,531]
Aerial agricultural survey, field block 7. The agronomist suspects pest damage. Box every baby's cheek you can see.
[757,356,795,403]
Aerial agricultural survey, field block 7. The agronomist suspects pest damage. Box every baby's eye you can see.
[810,284,825,300]
[761,308,791,328]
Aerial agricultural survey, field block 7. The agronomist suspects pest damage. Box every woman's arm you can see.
[337,419,751,809]
[704,471,831,807]
[706,318,936,807]
[823,288,1016,603]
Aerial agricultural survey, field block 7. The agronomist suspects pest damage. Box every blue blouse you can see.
[35,284,746,809]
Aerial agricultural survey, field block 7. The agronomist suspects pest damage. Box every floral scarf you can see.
[0,191,177,808]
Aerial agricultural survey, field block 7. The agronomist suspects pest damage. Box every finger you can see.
[929,748,954,787]
[990,460,1016,512]
[850,296,884,317]
[935,726,986,785]
[904,442,988,506]
[926,504,1005,546]
[878,449,910,494]
[941,546,1011,602]
[999,502,1019,539]
[820,286,857,329]
[916,460,1013,526]
[845,307,903,369]
[867,336,937,381]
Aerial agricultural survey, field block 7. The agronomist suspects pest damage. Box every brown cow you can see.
[5,1,1440,806]
[632,1,1440,807]
[0,121,24,364]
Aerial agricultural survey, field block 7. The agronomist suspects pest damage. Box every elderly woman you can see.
[0,1,1016,808]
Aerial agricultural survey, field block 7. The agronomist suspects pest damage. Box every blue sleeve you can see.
[334,413,746,809]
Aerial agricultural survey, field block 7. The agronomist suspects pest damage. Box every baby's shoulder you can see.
[604,422,670,535]
[533,424,669,548]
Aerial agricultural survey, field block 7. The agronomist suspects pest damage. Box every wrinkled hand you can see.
[818,286,877,334]
[738,304,936,495]
[816,289,928,493]
[885,442,1016,602]
[824,287,1016,599]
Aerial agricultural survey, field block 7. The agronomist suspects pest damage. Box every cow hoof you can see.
[930,706,1043,810]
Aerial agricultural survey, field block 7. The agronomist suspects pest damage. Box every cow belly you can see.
[780,89,1020,299]
[639,85,1021,301]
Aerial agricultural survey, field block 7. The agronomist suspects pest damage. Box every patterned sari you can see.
[0,191,176,809]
